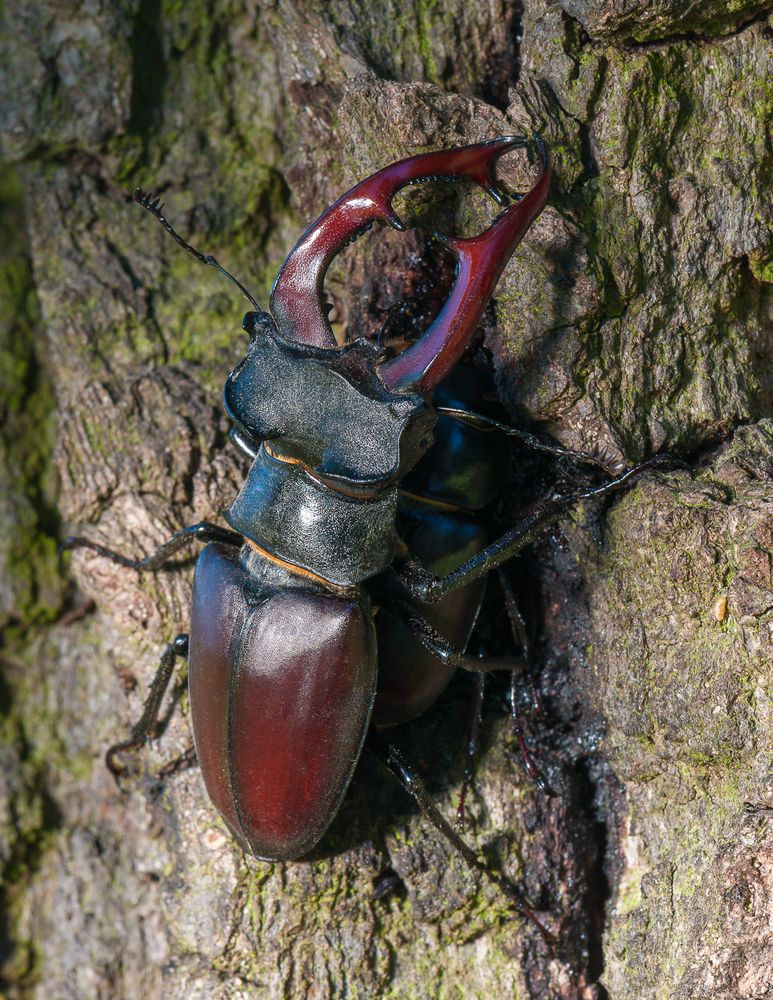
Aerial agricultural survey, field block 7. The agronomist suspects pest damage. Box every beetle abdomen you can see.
[188,543,377,860]
[373,498,488,726]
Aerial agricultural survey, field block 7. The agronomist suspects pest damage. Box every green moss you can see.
[748,251,773,284]
[320,0,444,87]
[546,26,773,453]
[0,675,64,993]
[0,163,64,626]
[414,0,442,83]
[594,449,768,988]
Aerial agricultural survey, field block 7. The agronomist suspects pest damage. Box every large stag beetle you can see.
[65,137,661,932]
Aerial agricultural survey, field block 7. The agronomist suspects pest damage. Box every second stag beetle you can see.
[66,136,660,932]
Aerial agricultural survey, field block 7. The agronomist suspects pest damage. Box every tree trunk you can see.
[0,1,770,997]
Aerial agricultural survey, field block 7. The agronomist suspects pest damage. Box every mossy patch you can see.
[0,163,64,627]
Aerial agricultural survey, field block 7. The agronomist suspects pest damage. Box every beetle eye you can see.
[242,312,259,339]
[241,309,276,344]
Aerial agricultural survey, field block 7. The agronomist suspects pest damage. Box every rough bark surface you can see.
[0,1,770,998]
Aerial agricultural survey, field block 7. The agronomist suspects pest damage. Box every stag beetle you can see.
[65,137,661,933]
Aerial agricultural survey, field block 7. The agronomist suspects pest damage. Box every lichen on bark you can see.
[0,0,770,997]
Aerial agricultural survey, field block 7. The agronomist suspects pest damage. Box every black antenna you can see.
[132,188,262,312]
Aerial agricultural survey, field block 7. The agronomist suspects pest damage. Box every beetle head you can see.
[224,310,435,489]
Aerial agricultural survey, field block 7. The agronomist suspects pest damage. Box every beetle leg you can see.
[367,732,554,948]
[155,745,198,780]
[397,455,680,604]
[396,490,572,604]
[381,595,526,675]
[106,633,190,782]
[456,672,486,830]
[435,406,611,468]
[497,570,554,797]
[61,520,242,572]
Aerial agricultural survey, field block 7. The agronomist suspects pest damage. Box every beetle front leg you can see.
[435,405,611,467]
[398,457,677,604]
[62,521,242,572]
[107,633,189,781]
[396,491,569,604]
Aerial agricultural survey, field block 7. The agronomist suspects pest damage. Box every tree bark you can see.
[0,1,770,997]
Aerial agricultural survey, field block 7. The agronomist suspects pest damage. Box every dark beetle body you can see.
[80,137,552,863]
[179,136,550,861]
